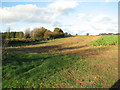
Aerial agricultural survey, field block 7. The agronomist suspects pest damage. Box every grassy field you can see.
[3,35,119,88]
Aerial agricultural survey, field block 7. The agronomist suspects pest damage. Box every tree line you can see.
[2,27,72,40]
[99,33,120,35]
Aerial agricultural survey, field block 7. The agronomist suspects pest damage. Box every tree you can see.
[31,27,47,40]
[10,32,16,38]
[76,34,78,36]
[54,27,63,34]
[44,30,53,40]
[86,33,89,36]
[15,32,19,38]
[54,27,65,38]
[24,29,31,39]
[19,32,24,38]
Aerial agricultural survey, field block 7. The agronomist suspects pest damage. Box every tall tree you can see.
[24,29,31,39]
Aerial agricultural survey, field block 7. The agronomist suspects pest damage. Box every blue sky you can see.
[0,0,119,35]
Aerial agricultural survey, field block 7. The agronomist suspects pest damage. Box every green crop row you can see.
[91,35,119,46]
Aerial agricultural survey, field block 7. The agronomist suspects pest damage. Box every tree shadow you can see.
[7,44,108,58]
[109,79,120,89]
[8,41,48,47]
[62,46,109,57]
[7,45,61,53]
[58,45,87,51]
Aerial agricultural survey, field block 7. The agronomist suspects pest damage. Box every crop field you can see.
[91,35,119,46]
[2,35,119,88]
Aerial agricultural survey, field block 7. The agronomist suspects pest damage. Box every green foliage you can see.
[91,35,119,46]
[2,32,24,39]
[64,32,72,37]
[54,27,63,34]
[86,33,89,36]
[53,28,64,38]
[18,32,24,38]
[10,32,15,38]
[2,27,71,44]
[15,32,19,38]
[2,33,7,39]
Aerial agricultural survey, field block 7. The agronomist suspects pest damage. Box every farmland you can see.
[2,35,119,88]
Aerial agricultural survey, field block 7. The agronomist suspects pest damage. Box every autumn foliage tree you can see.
[54,27,65,38]
[31,27,47,40]
[44,30,53,40]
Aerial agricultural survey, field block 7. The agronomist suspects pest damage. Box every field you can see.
[2,35,119,88]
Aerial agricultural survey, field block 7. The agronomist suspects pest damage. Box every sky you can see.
[0,0,119,35]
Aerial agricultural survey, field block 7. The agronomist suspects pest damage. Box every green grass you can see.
[2,52,84,88]
[8,37,66,47]
[2,51,118,88]
[91,35,119,46]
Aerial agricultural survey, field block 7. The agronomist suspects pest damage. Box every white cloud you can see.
[1,1,117,35]
[6,22,16,26]
[105,0,119,2]
[1,1,78,25]
[1,4,53,24]
[63,14,118,35]
[49,0,78,15]
[78,13,85,18]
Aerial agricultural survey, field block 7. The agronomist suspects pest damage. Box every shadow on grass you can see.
[8,45,61,53]
[58,45,87,51]
[109,79,120,89]
[8,37,69,47]
[2,52,81,88]
[8,41,48,47]
[7,44,109,57]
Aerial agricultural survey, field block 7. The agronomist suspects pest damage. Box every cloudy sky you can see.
[0,0,119,35]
